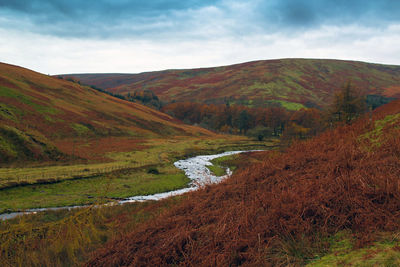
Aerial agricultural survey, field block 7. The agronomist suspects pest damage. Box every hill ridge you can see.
[60,58,400,110]
[60,58,400,76]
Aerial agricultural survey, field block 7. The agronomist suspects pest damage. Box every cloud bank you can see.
[0,0,399,73]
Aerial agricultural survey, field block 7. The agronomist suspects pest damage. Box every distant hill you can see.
[61,59,400,110]
[0,63,212,164]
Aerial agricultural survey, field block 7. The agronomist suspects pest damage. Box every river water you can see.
[0,150,251,220]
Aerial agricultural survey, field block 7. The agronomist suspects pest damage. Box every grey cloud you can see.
[0,0,213,16]
[1,0,400,39]
[0,0,220,38]
[257,0,400,31]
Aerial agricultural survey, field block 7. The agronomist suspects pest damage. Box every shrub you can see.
[147,167,159,174]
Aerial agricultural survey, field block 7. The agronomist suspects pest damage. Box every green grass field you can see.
[0,165,188,213]
[0,136,278,213]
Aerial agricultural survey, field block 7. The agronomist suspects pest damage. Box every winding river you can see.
[0,150,252,220]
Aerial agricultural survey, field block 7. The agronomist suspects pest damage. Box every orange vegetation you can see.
[87,100,400,266]
[384,85,400,98]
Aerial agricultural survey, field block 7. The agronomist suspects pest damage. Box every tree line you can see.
[163,81,392,140]
[162,101,324,140]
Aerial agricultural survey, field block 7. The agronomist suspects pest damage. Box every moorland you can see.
[0,59,400,266]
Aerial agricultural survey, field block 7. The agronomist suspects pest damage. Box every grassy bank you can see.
[0,197,182,266]
[306,231,400,266]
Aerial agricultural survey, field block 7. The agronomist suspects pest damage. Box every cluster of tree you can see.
[283,108,323,140]
[162,102,319,140]
[285,81,390,140]
[126,90,162,109]
[366,94,396,110]
[329,81,367,124]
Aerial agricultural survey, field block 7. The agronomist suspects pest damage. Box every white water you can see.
[121,150,246,202]
[0,150,252,220]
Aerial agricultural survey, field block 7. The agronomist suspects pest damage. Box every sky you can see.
[1,0,400,74]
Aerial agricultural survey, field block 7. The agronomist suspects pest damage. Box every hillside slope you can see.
[87,99,400,266]
[0,62,212,164]
[63,59,400,109]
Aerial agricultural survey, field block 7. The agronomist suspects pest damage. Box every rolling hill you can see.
[87,98,400,266]
[62,58,400,110]
[0,62,212,164]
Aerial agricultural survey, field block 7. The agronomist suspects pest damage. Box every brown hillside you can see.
[0,62,212,163]
[87,99,400,266]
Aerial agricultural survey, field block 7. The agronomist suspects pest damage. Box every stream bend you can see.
[0,150,254,220]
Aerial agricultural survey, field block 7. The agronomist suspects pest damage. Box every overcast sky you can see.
[1,0,400,74]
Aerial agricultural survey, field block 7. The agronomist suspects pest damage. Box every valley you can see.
[0,60,399,266]
[3,1,400,265]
